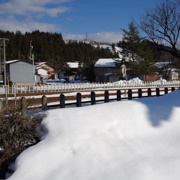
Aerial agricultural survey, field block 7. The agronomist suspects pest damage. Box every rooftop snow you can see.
[6,60,19,64]
[94,58,121,67]
[67,62,79,68]
[155,62,169,68]
[35,62,46,66]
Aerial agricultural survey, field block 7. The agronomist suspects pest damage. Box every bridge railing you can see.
[0,86,179,111]
[1,80,180,95]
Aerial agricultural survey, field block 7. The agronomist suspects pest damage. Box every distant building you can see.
[6,60,40,84]
[155,62,180,80]
[58,61,81,80]
[94,58,126,82]
[36,62,55,79]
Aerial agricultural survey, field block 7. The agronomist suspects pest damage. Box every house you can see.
[58,62,81,81]
[155,62,180,80]
[6,59,40,84]
[94,58,126,82]
[36,62,55,79]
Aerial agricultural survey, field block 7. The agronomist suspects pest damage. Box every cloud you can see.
[0,0,70,17]
[63,32,123,43]
[0,17,61,33]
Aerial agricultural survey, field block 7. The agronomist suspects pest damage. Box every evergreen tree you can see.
[120,22,156,78]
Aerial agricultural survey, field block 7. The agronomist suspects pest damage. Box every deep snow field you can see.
[8,90,180,180]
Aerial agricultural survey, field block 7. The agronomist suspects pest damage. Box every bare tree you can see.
[140,0,180,63]
[175,0,180,5]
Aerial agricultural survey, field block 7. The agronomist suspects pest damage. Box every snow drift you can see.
[8,91,180,180]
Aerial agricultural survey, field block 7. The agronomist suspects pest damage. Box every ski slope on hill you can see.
[8,91,180,180]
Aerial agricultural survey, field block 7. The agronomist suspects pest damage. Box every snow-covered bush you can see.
[0,101,43,179]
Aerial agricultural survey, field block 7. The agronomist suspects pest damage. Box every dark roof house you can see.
[94,58,126,82]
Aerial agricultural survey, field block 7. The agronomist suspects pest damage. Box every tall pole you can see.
[0,38,9,107]
[30,41,32,61]
[32,54,34,84]
[3,39,6,85]
[86,32,88,41]
[0,42,1,79]
[29,41,35,84]
[0,38,9,85]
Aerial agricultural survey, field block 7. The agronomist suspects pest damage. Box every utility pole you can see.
[0,38,9,107]
[0,38,9,85]
[29,41,35,84]
[0,41,2,80]
[30,41,32,60]
[86,32,88,41]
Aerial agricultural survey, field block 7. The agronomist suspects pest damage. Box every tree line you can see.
[0,30,118,70]
[1,0,180,80]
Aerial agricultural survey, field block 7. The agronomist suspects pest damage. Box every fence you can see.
[1,80,180,95]
[0,86,179,112]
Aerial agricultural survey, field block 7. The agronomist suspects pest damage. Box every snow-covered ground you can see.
[8,90,180,180]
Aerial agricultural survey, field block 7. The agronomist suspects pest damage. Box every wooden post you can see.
[171,87,175,92]
[42,95,47,111]
[21,97,27,116]
[156,88,160,96]
[77,93,81,107]
[128,89,132,100]
[105,91,109,103]
[117,90,121,101]
[165,87,168,94]
[91,91,96,105]
[60,94,65,108]
[0,99,3,112]
[138,89,142,98]
[148,88,151,97]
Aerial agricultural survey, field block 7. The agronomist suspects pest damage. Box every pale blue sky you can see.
[0,0,160,42]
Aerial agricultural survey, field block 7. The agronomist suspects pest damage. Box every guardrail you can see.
[0,86,179,112]
[1,80,180,95]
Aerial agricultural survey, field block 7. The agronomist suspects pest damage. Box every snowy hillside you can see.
[8,91,180,180]
[65,40,123,59]
[93,43,123,58]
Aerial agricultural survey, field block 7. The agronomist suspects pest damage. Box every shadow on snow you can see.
[136,90,180,127]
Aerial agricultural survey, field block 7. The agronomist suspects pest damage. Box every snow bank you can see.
[114,77,144,85]
[157,79,167,83]
[128,77,143,84]
[114,77,170,86]
[8,91,180,180]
